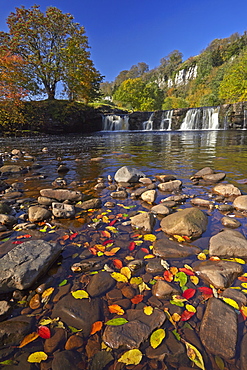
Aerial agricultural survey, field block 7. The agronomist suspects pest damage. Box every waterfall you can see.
[102,115,129,131]
[180,107,220,130]
[160,110,173,130]
[143,112,154,130]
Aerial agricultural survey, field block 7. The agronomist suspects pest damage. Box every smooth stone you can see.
[76,198,102,210]
[52,202,75,218]
[145,258,165,274]
[163,194,189,203]
[159,200,176,208]
[209,229,247,258]
[2,191,23,200]
[52,350,82,370]
[44,328,67,353]
[160,207,208,238]
[213,183,241,197]
[0,316,32,346]
[126,308,166,331]
[87,271,116,297]
[194,260,243,289]
[153,237,200,259]
[110,190,128,198]
[0,240,62,292]
[158,180,182,192]
[121,285,136,299]
[200,297,237,359]
[28,206,52,222]
[190,198,214,208]
[139,177,153,185]
[141,189,157,204]
[165,330,189,366]
[218,204,234,212]
[130,211,156,232]
[0,214,17,227]
[57,164,69,173]
[155,174,177,182]
[0,301,11,318]
[51,294,102,337]
[222,287,247,307]
[38,196,56,206]
[191,167,214,179]
[221,216,241,228]
[233,195,247,211]
[145,343,169,360]
[114,166,146,183]
[40,188,83,202]
[131,187,147,197]
[152,280,180,300]
[201,173,226,182]
[151,204,171,216]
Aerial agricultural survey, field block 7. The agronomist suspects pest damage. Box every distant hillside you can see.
[100,32,247,111]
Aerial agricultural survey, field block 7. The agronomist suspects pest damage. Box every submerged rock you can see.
[221,216,241,228]
[153,237,200,259]
[28,205,52,222]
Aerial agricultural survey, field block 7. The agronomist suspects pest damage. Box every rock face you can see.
[114,166,146,183]
[194,260,243,289]
[40,188,83,202]
[0,240,62,292]
[160,207,208,238]
[153,237,200,259]
[51,294,102,338]
[200,298,238,359]
[213,183,241,197]
[233,195,247,211]
[209,229,247,258]
[130,212,156,232]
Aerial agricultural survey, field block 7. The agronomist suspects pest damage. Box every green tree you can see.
[219,50,247,103]
[0,5,102,101]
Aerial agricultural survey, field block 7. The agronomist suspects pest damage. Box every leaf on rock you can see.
[170,266,179,275]
[150,328,166,349]
[71,290,89,299]
[104,247,120,256]
[118,349,142,365]
[27,352,48,363]
[184,341,205,370]
[128,241,136,251]
[101,230,111,238]
[41,287,54,300]
[143,306,153,315]
[182,288,196,300]
[37,326,51,339]
[185,304,196,313]
[120,266,131,280]
[108,304,124,315]
[19,332,39,348]
[130,277,143,285]
[105,318,128,326]
[143,234,156,242]
[171,312,181,322]
[58,279,68,287]
[172,329,181,341]
[68,326,83,333]
[131,294,144,304]
[197,253,207,260]
[173,234,186,242]
[222,297,239,310]
[111,272,128,283]
[179,268,195,276]
[181,310,195,321]
[90,321,103,335]
[198,286,213,300]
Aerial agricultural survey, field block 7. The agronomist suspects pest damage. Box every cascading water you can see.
[180,106,220,130]
[160,110,173,130]
[102,115,129,131]
[142,112,154,130]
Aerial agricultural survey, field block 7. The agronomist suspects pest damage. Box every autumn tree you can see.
[0,5,102,101]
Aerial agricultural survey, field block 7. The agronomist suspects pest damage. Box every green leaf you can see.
[174,271,188,287]
[105,318,128,326]
[0,360,18,365]
[150,328,166,349]
[68,326,83,333]
[71,290,89,299]
[184,341,205,370]
[172,329,181,341]
[118,349,142,365]
[170,300,184,307]
[58,279,68,287]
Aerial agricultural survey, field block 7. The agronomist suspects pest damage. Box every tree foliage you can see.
[0,5,102,101]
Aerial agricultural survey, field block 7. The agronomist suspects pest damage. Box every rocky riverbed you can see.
[0,149,247,370]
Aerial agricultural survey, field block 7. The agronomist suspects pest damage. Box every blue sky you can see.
[1,0,247,82]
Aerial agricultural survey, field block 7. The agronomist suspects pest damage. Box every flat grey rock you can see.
[131,211,156,232]
[233,195,247,211]
[158,180,182,192]
[153,237,200,259]
[40,188,83,202]
[209,229,247,258]
[213,183,241,197]
[0,240,62,292]
[114,166,146,183]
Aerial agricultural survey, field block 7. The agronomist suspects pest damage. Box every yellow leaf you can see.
[184,264,194,271]
[143,306,153,315]
[143,254,155,259]
[27,352,48,363]
[39,317,59,326]
[102,216,110,223]
[125,255,134,261]
[223,258,245,264]
[171,312,181,322]
[138,281,151,293]
[111,272,128,283]
[185,304,196,313]
[143,234,157,242]
[118,349,142,365]
[170,266,179,275]
[120,266,131,280]
[222,297,239,310]
[71,290,89,299]
[173,234,185,242]
[184,341,205,370]
[215,355,225,370]
[197,253,207,260]
[108,304,125,315]
[41,287,54,299]
[241,283,247,289]
[104,247,120,256]
[19,332,39,348]
[130,277,143,285]
[190,275,199,285]
[106,226,118,233]
[241,305,247,316]
[150,328,166,349]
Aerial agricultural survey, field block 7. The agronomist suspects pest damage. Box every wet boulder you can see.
[209,229,247,258]
[114,166,146,183]
[158,180,182,192]
[86,271,116,297]
[160,207,208,238]
[153,237,200,259]
[130,211,156,232]
[233,195,247,211]
[141,189,157,204]
[76,198,102,210]
[40,188,83,202]
[191,167,214,179]
[152,280,181,300]
[52,202,75,218]
[0,316,33,347]
[28,205,52,222]
[213,183,241,197]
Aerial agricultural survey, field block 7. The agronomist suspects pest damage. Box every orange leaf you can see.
[19,332,39,348]
[112,259,123,269]
[164,270,173,282]
[90,321,103,335]
[131,295,144,304]
[104,247,120,256]
[108,304,125,315]
[62,234,70,240]
[170,266,179,275]
[101,230,111,238]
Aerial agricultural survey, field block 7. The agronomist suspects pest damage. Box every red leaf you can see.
[129,241,136,251]
[179,268,195,276]
[163,270,173,282]
[131,295,144,304]
[102,239,114,246]
[112,259,123,269]
[238,276,247,282]
[70,232,78,240]
[180,310,195,321]
[12,241,24,244]
[37,326,51,339]
[141,248,149,254]
[109,220,117,226]
[198,286,213,300]
[182,288,196,300]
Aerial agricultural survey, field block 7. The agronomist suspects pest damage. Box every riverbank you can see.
[0,144,247,369]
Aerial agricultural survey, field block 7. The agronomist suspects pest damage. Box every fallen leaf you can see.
[150,328,166,348]
[143,306,153,315]
[105,318,128,326]
[128,241,136,251]
[118,349,142,365]
[104,247,120,256]
[181,310,195,321]
[71,290,89,299]
[90,321,103,335]
[197,253,207,260]
[171,312,181,322]
[182,288,196,300]
[19,332,39,348]
[179,268,195,276]
[198,286,213,300]
[108,304,124,315]
[27,352,48,363]
[112,259,123,269]
[215,355,225,370]
[111,272,128,283]
[37,326,51,339]
[184,341,205,370]
[174,271,188,287]
[130,277,143,285]
[68,326,83,333]
[185,304,196,313]
[131,294,144,304]
[190,276,199,285]
[143,234,157,242]
[173,234,186,242]
[120,266,131,280]
[41,287,54,300]
[101,230,111,238]
[170,266,179,275]
[58,279,68,287]
[164,270,173,282]
[222,297,239,310]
